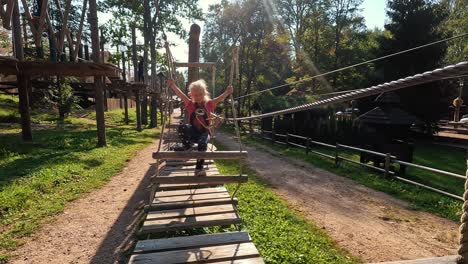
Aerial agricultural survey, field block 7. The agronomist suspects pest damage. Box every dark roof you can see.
[375,92,400,104]
[355,106,422,125]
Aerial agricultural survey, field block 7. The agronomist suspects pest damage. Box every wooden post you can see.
[335,143,339,165]
[89,0,106,147]
[286,133,289,145]
[13,1,32,141]
[131,23,141,130]
[306,137,311,155]
[141,0,150,126]
[384,153,392,177]
[187,24,200,87]
[131,26,137,81]
[272,118,276,141]
[149,10,158,129]
[122,51,129,125]
[135,88,142,131]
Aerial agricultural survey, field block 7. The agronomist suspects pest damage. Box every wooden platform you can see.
[128,119,263,263]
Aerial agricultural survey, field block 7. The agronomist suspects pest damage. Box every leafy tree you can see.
[441,0,468,64]
[375,0,450,123]
[0,25,11,55]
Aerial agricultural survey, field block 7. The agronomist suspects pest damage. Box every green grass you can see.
[237,131,464,222]
[0,95,19,123]
[212,141,359,264]
[0,101,159,260]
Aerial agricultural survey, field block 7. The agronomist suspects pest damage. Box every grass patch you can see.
[0,95,20,123]
[212,141,359,264]
[237,131,463,222]
[0,106,159,259]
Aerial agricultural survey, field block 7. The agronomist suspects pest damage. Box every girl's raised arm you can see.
[213,85,234,105]
[167,79,190,104]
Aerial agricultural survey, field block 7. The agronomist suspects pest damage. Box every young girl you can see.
[167,79,233,176]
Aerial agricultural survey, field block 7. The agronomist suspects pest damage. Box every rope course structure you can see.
[128,36,264,263]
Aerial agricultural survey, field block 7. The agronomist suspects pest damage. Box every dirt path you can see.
[9,140,158,264]
[218,132,459,263]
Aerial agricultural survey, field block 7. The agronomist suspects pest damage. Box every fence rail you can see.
[253,128,465,201]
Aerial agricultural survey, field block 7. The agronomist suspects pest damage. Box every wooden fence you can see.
[250,126,466,201]
[106,98,136,111]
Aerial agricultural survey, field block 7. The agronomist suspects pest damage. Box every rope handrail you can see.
[231,61,468,121]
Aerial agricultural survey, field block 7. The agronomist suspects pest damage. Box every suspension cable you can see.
[313,75,468,97]
[235,32,468,100]
[230,61,468,121]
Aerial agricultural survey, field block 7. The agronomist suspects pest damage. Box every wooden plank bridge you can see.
[128,113,264,263]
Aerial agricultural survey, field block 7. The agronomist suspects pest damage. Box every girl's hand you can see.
[226,85,234,95]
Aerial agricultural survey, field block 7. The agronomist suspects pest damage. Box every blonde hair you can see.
[188,79,211,101]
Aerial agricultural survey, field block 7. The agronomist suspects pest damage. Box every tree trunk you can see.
[141,0,151,126]
[13,2,32,141]
[149,12,158,128]
[89,0,106,147]
[132,24,142,131]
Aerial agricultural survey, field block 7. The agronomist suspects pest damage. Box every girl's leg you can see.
[195,133,210,170]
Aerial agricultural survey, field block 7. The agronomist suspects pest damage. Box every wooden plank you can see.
[162,165,218,171]
[155,187,227,197]
[147,204,236,220]
[141,212,240,233]
[154,175,248,184]
[133,232,251,254]
[129,243,260,263]
[370,255,457,264]
[156,183,221,192]
[149,197,238,211]
[213,258,265,264]
[154,192,230,204]
[165,160,215,167]
[153,151,248,160]
[161,170,220,177]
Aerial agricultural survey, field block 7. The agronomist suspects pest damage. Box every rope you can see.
[458,162,468,263]
[230,61,468,121]
[227,46,244,199]
[149,41,177,204]
[235,32,468,100]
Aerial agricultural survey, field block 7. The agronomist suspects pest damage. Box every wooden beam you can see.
[129,243,261,263]
[89,0,106,147]
[154,175,248,184]
[156,183,220,192]
[133,232,252,254]
[16,61,120,77]
[1,0,15,30]
[141,212,241,234]
[73,0,88,62]
[153,151,248,160]
[174,62,216,68]
[38,0,49,30]
[20,0,37,35]
[149,197,238,211]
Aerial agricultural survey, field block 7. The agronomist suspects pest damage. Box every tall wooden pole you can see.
[141,0,150,125]
[89,0,106,146]
[149,12,158,128]
[187,24,200,88]
[132,24,141,131]
[13,1,32,141]
[122,51,129,125]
